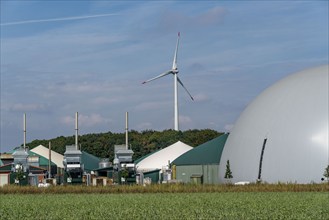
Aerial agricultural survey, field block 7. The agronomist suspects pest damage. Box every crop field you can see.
[1,191,328,219]
[1,183,328,194]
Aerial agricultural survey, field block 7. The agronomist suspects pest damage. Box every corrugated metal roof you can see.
[0,153,13,159]
[0,151,57,170]
[135,141,192,172]
[172,134,229,165]
[31,145,100,171]
[31,145,64,168]
[28,151,57,167]
[134,149,160,164]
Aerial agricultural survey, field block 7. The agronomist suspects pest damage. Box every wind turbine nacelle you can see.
[172,69,179,74]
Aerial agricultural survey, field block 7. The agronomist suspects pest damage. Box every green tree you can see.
[224,160,233,179]
[15,163,25,185]
[120,166,129,185]
[324,165,329,179]
[26,129,223,162]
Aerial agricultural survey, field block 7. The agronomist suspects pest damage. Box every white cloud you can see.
[224,124,234,132]
[198,7,227,26]
[1,13,119,26]
[179,115,193,127]
[92,97,119,105]
[193,93,210,102]
[60,113,111,127]
[49,81,126,94]
[136,122,153,130]
[158,6,227,32]
[134,100,171,111]
[9,103,48,112]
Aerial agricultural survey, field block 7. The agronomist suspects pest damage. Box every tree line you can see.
[26,129,224,161]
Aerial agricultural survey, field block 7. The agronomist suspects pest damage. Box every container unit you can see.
[111,112,136,185]
[11,147,29,185]
[143,169,161,184]
[1,114,50,186]
[113,145,135,184]
[63,145,83,184]
[12,147,29,173]
[99,158,111,169]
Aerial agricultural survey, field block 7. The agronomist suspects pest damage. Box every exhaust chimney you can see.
[125,112,128,150]
[49,141,52,178]
[75,112,78,150]
[23,113,26,149]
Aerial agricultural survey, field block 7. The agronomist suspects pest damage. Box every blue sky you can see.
[1,1,328,152]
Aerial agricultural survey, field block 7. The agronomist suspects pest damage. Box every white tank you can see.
[219,65,328,183]
[99,158,111,168]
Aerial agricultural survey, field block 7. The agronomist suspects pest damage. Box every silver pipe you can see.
[75,112,78,150]
[125,112,128,150]
[23,113,26,149]
[49,141,51,178]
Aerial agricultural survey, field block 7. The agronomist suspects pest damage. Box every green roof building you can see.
[172,133,228,184]
[81,151,100,172]
[28,151,57,167]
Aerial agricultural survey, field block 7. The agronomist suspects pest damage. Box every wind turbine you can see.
[142,32,194,131]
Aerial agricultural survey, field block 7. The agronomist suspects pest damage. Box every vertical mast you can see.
[75,112,78,150]
[173,32,180,131]
[49,141,52,178]
[125,112,129,150]
[174,74,179,131]
[23,113,26,149]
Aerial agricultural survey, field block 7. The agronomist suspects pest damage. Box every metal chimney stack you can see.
[75,112,79,150]
[49,141,52,178]
[125,112,129,150]
[23,113,26,149]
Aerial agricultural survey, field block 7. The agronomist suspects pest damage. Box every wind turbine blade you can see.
[172,32,180,70]
[142,70,173,84]
[177,76,194,100]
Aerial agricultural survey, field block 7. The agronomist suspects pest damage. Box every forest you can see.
[26,129,224,161]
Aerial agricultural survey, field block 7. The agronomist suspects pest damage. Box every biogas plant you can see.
[0,65,328,186]
[219,65,328,184]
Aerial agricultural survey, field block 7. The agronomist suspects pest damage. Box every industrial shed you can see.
[172,134,228,184]
[0,163,45,186]
[0,148,53,186]
[31,145,99,172]
[135,141,192,172]
[81,151,100,172]
[31,145,64,169]
[28,151,57,176]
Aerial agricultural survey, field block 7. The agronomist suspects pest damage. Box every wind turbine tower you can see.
[142,32,194,131]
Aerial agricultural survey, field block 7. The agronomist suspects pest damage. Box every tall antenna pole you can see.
[23,113,26,149]
[75,112,78,150]
[125,112,129,150]
[48,141,52,178]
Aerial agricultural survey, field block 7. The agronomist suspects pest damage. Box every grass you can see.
[0,183,328,194]
[1,192,328,219]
